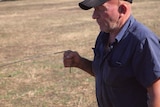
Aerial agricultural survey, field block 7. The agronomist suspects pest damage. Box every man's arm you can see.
[147,79,160,107]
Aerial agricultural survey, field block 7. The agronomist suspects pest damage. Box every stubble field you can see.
[0,0,160,107]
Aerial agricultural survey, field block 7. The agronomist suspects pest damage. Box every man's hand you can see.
[63,50,81,68]
[63,50,94,76]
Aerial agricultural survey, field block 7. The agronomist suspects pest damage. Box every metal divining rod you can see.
[0,50,72,73]
[0,51,65,68]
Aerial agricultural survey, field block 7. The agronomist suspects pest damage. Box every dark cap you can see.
[79,0,133,10]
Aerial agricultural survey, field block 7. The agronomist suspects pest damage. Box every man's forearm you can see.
[78,57,94,76]
[147,79,160,107]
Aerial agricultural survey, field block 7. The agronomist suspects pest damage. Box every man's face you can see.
[92,1,120,33]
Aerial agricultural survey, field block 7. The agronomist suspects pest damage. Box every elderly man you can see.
[63,0,160,107]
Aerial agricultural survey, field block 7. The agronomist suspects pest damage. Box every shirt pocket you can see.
[108,52,132,68]
[105,57,133,87]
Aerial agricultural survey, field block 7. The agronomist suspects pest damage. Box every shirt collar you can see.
[100,16,135,45]
[115,15,135,42]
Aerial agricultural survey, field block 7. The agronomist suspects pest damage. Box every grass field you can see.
[0,0,160,107]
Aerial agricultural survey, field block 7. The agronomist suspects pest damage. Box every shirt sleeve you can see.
[132,37,160,88]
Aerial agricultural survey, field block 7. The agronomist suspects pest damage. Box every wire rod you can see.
[0,51,65,68]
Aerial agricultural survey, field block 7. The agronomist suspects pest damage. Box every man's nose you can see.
[92,10,99,19]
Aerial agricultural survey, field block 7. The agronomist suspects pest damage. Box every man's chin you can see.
[100,27,110,33]
[100,29,109,33]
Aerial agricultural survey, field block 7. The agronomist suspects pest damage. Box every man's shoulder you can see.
[128,20,158,42]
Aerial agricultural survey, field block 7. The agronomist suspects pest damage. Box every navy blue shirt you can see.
[92,16,160,107]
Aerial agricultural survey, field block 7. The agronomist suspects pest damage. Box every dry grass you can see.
[0,0,160,107]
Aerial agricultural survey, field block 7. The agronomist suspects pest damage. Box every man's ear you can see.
[118,4,127,19]
[118,4,127,14]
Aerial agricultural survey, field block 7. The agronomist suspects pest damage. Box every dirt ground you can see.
[0,0,160,107]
